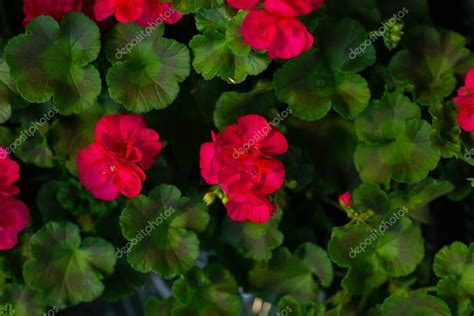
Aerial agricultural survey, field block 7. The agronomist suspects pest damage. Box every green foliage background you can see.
[0,0,473,315]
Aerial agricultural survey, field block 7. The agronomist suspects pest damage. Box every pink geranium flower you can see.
[0,197,29,250]
[94,0,182,26]
[226,0,261,10]
[77,114,162,201]
[242,9,314,59]
[453,68,474,132]
[225,192,275,223]
[94,114,162,170]
[23,0,83,26]
[0,147,20,198]
[199,114,288,223]
[94,0,146,23]
[77,143,146,201]
[136,0,183,27]
[264,0,324,17]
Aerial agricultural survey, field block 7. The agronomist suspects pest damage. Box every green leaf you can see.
[354,93,440,185]
[249,243,333,301]
[145,296,178,316]
[119,184,209,278]
[214,81,279,130]
[105,23,190,112]
[429,102,462,158]
[190,9,270,84]
[389,26,472,106]
[168,0,224,13]
[0,60,28,123]
[389,177,454,223]
[4,13,101,115]
[14,130,54,168]
[274,17,375,121]
[328,213,424,294]
[381,291,451,316]
[23,222,116,307]
[433,242,474,314]
[352,183,390,214]
[171,264,241,316]
[0,285,45,316]
[295,242,334,288]
[375,215,424,277]
[221,208,284,261]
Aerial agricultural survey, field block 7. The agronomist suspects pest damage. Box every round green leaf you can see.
[381,292,451,316]
[190,8,270,84]
[105,23,190,112]
[274,17,375,121]
[23,222,116,307]
[119,184,209,278]
[4,13,101,115]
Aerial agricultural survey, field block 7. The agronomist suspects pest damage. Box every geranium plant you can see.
[0,0,473,315]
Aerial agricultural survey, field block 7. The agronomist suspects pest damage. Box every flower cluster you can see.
[200,114,288,223]
[453,68,474,132]
[23,0,182,27]
[227,0,324,59]
[0,147,29,250]
[94,0,182,26]
[77,114,162,201]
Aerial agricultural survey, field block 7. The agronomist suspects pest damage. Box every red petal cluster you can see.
[94,0,183,27]
[77,114,162,201]
[0,147,29,250]
[453,68,474,132]
[200,115,288,223]
[23,0,83,26]
[227,0,324,59]
[22,0,182,28]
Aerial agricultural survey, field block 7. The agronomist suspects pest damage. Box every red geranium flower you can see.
[0,147,20,198]
[200,114,288,223]
[225,192,275,223]
[264,0,324,17]
[0,197,29,250]
[77,114,162,201]
[453,68,474,132]
[23,0,83,26]
[136,0,183,27]
[94,0,145,23]
[94,0,182,25]
[94,114,162,170]
[226,0,261,10]
[242,9,314,59]
[77,143,146,201]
